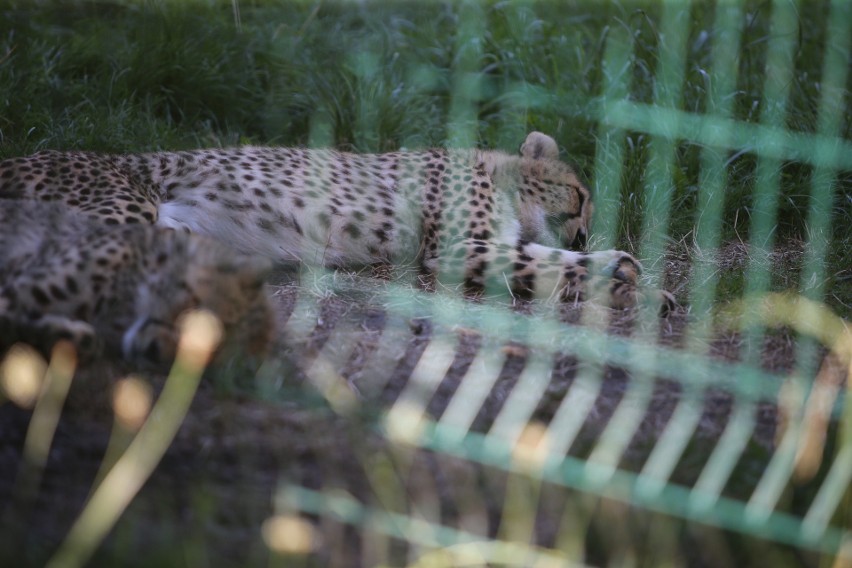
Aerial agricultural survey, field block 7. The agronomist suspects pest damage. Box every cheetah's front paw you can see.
[586,250,643,284]
[36,316,102,361]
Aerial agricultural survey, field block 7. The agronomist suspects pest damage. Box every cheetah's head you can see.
[517,132,592,250]
[125,234,273,365]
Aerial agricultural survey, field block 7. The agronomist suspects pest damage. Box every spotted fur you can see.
[0,200,272,364]
[0,132,670,310]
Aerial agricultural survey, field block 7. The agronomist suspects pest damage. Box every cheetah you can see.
[0,200,273,365]
[0,132,671,309]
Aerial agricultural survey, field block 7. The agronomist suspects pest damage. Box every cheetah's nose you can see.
[569,229,588,251]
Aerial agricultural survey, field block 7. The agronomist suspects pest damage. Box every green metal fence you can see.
[267,0,852,564]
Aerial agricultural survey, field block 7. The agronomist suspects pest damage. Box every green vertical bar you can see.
[583,23,636,472]
[745,396,801,523]
[688,0,744,345]
[440,1,484,291]
[447,0,484,148]
[635,392,703,498]
[625,3,691,459]
[487,355,554,446]
[637,0,690,293]
[438,345,507,441]
[799,0,850,304]
[585,375,656,485]
[593,24,632,250]
[541,368,604,462]
[496,1,535,151]
[308,108,334,148]
[690,403,756,510]
[741,0,799,360]
[351,48,380,152]
[802,445,852,542]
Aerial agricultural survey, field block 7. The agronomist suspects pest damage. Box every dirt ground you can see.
[0,241,841,567]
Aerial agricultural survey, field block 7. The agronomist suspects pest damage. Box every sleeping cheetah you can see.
[0,200,273,365]
[0,132,670,309]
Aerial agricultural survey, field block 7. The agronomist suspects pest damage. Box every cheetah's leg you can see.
[434,239,671,310]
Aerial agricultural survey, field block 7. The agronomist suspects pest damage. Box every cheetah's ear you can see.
[520,132,559,161]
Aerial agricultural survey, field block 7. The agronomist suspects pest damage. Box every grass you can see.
[0,0,850,566]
